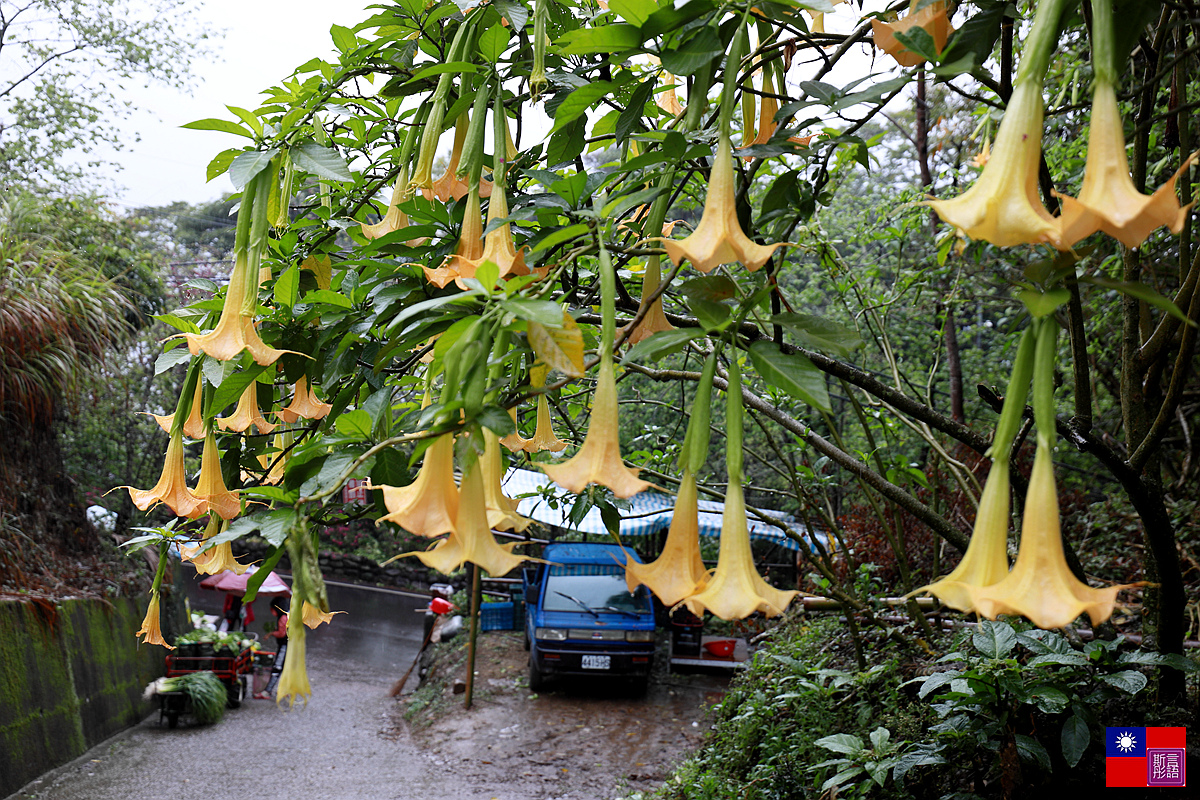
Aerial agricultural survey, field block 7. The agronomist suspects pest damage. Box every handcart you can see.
[159,642,254,727]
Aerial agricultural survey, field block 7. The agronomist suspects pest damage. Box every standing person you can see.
[255,597,288,699]
[220,593,254,632]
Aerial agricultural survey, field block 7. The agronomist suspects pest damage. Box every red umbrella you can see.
[199,566,291,597]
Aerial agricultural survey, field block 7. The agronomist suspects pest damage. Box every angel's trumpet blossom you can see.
[301,601,345,629]
[127,428,207,519]
[371,432,458,537]
[412,456,527,577]
[423,112,493,202]
[181,516,250,576]
[217,380,275,435]
[915,463,1012,611]
[425,188,484,288]
[149,378,205,440]
[968,441,1127,628]
[258,432,289,486]
[183,170,288,366]
[624,256,675,345]
[542,356,650,499]
[1058,81,1197,248]
[659,72,685,117]
[924,0,1068,248]
[276,609,311,708]
[277,376,332,423]
[683,480,796,620]
[499,406,533,451]
[361,170,415,241]
[871,1,954,67]
[527,392,568,453]
[136,593,173,649]
[481,430,532,532]
[195,428,241,520]
[925,79,1061,248]
[660,136,790,272]
[453,182,536,289]
[625,471,709,607]
[739,72,781,152]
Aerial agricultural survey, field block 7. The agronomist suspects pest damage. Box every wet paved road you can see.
[7,578,498,800]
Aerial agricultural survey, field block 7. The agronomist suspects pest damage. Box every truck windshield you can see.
[543,569,651,615]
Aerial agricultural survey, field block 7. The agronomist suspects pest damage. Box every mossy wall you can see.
[0,594,177,798]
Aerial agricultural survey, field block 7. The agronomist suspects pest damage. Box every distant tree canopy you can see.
[0,0,212,188]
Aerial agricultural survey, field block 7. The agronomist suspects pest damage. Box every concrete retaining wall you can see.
[0,595,178,798]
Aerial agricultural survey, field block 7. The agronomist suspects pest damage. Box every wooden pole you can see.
[464,563,481,709]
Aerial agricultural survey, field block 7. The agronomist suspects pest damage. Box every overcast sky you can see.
[101,1,371,210]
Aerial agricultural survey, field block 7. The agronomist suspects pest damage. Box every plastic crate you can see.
[480,601,517,631]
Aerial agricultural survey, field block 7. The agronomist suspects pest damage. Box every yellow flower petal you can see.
[195,428,241,521]
[277,376,332,423]
[624,471,709,607]
[870,3,954,68]
[276,611,311,708]
[127,429,207,519]
[481,430,532,532]
[371,433,458,537]
[217,380,276,435]
[136,593,174,649]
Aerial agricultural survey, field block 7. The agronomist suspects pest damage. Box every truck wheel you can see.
[528,653,546,691]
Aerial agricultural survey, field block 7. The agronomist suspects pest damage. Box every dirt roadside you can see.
[393,631,730,799]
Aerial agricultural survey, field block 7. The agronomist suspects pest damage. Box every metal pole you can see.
[464,563,481,709]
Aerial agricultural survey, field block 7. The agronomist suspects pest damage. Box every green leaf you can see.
[207,364,267,416]
[274,264,299,308]
[291,141,354,182]
[1101,669,1148,694]
[973,619,1017,658]
[615,78,656,144]
[772,313,865,357]
[502,298,564,327]
[479,22,511,62]
[660,26,723,75]
[226,105,263,135]
[747,341,832,413]
[154,347,192,376]
[528,314,585,376]
[621,328,706,364]
[1084,276,1197,327]
[229,148,280,190]
[546,118,587,167]
[370,448,410,487]
[609,0,653,26]
[300,289,353,309]
[531,222,590,254]
[1014,734,1051,772]
[335,409,373,439]
[938,3,1007,73]
[552,82,616,133]
[153,313,200,335]
[550,173,589,207]
[916,670,958,700]
[555,25,642,55]
[815,733,864,756]
[242,546,286,603]
[1028,685,1071,715]
[1061,715,1090,767]
[493,0,529,30]
[330,23,358,53]
[206,148,241,182]
[181,118,254,138]
[892,27,939,63]
[1018,288,1071,318]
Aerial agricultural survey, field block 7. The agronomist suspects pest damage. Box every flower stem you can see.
[1032,317,1060,449]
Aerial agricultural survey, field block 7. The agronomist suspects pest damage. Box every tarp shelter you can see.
[502,468,823,552]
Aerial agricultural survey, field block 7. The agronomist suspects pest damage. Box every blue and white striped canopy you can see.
[501,468,821,552]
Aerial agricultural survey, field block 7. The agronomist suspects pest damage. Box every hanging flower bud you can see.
[136,592,174,649]
[276,606,311,708]
[127,428,207,519]
[625,471,709,606]
[195,427,241,520]
[217,380,276,435]
[370,433,459,537]
[480,430,532,531]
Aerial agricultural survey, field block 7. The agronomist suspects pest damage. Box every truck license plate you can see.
[581,655,610,670]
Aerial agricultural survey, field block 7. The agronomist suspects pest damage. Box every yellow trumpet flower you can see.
[542,356,650,499]
[967,441,1127,629]
[148,377,205,440]
[452,182,535,289]
[425,188,484,289]
[683,480,796,620]
[182,254,288,366]
[372,432,459,537]
[217,380,275,435]
[527,392,568,453]
[301,601,345,629]
[871,1,954,68]
[915,462,1012,611]
[361,170,414,241]
[181,516,251,576]
[624,256,675,345]
[499,406,533,451]
[1058,81,1197,248]
[258,432,289,486]
[481,430,532,531]
[658,72,685,118]
[925,79,1062,248]
[195,428,241,521]
[127,428,208,519]
[276,609,311,708]
[136,592,174,649]
[277,376,332,424]
[625,471,709,607]
[422,111,493,203]
[660,135,790,272]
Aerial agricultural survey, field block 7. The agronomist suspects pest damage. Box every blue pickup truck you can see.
[523,542,656,692]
